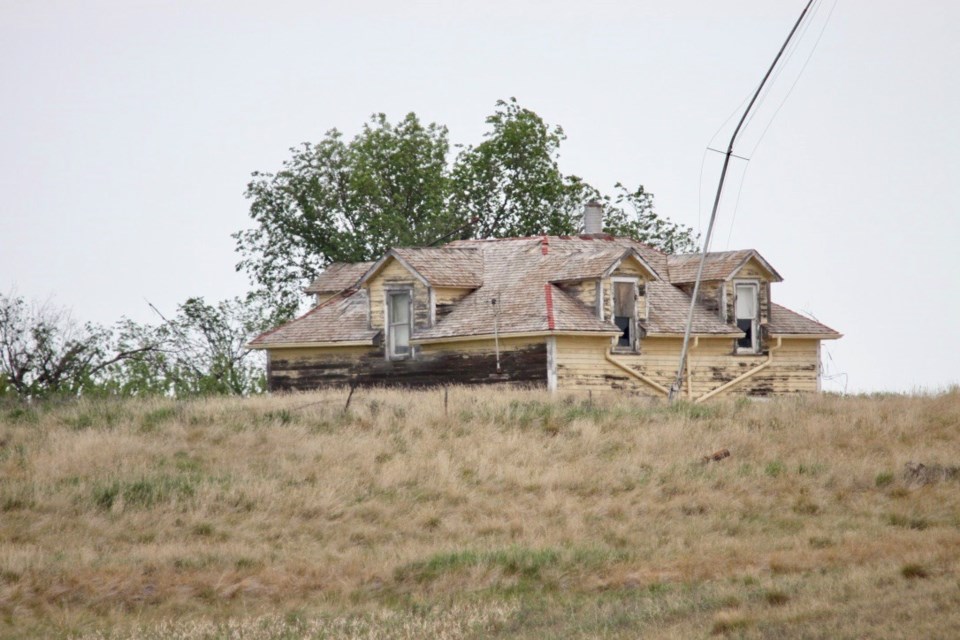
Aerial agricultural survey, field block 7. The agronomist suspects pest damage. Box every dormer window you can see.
[734,281,759,353]
[386,289,412,358]
[612,277,639,351]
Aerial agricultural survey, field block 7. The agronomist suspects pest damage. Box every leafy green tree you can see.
[599,183,699,255]
[235,99,698,319]
[236,113,455,319]
[450,98,587,238]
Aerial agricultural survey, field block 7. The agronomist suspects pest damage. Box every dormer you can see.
[356,248,482,358]
[668,250,783,353]
[551,247,661,352]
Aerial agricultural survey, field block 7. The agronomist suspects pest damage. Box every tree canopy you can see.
[235,99,698,320]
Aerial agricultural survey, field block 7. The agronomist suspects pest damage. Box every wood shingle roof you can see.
[252,235,837,347]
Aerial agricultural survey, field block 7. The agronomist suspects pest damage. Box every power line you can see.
[670,0,818,402]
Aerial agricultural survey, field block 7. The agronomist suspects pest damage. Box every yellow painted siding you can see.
[434,286,474,321]
[434,287,473,305]
[554,335,659,396]
[734,257,774,280]
[554,335,822,398]
[611,261,645,277]
[558,279,599,312]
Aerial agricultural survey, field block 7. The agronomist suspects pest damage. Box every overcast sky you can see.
[2,0,957,393]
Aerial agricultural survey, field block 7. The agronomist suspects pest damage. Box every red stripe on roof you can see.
[541,235,549,255]
[544,283,555,330]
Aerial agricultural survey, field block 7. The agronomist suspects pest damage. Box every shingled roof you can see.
[768,304,842,337]
[252,235,837,347]
[642,282,742,336]
[250,289,378,347]
[416,238,620,340]
[304,262,374,294]
[389,247,483,288]
[667,249,783,284]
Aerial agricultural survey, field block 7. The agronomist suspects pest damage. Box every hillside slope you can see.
[2,388,959,638]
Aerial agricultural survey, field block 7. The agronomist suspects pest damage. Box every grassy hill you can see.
[1,388,959,638]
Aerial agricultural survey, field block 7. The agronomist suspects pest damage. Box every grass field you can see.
[1,387,959,638]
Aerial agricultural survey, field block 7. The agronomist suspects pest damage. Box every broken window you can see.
[612,279,637,350]
[735,282,759,352]
[387,290,411,358]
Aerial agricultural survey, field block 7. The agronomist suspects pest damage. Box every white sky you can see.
[2,0,958,393]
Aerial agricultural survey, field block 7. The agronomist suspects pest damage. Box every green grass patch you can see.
[875,472,895,488]
[141,406,178,431]
[93,474,198,510]
[764,461,785,477]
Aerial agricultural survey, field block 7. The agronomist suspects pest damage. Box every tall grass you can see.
[1,388,959,638]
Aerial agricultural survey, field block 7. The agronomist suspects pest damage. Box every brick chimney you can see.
[583,200,603,235]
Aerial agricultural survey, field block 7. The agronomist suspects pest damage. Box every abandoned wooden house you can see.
[249,205,840,400]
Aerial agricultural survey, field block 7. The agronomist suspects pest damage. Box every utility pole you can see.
[669,0,816,402]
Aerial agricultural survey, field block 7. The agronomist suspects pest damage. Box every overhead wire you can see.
[743,0,839,159]
[720,0,840,249]
[670,0,819,401]
[699,0,823,245]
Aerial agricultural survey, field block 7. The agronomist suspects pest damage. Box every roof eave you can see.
[412,329,621,345]
[725,250,784,283]
[248,338,377,350]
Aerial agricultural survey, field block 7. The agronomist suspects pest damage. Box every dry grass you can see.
[2,387,960,638]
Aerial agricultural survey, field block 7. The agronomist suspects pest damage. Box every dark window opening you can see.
[734,282,759,352]
[612,280,637,350]
[615,316,632,347]
[736,318,753,350]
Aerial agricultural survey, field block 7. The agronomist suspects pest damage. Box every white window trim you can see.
[384,287,414,360]
[733,279,760,354]
[611,276,640,352]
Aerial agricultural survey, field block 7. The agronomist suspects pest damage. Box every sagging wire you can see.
[802,307,848,394]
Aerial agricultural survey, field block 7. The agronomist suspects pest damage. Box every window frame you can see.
[733,279,760,354]
[385,287,413,360]
[610,276,640,353]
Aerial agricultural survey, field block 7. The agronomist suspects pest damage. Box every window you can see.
[387,290,411,358]
[734,282,759,352]
[612,278,638,350]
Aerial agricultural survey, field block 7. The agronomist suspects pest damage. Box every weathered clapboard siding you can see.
[366,259,431,331]
[676,281,724,319]
[557,279,599,312]
[268,338,547,391]
[434,287,474,321]
[554,335,659,395]
[314,293,337,306]
[555,335,821,398]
